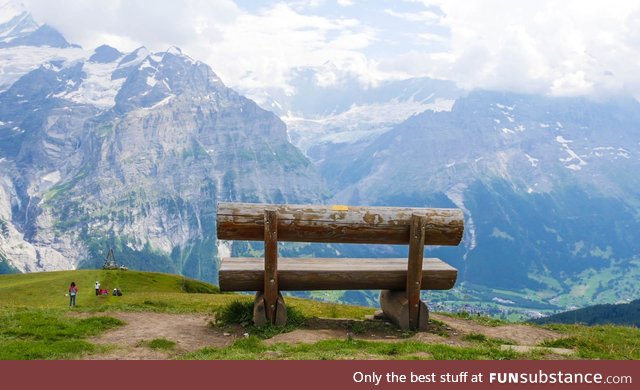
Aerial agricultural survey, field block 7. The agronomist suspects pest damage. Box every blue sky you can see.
[15,0,640,99]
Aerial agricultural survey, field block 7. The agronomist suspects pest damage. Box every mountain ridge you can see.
[532,299,640,327]
[0,13,326,282]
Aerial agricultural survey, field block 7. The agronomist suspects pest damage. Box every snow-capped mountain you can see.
[0,5,325,281]
[0,2,83,91]
[0,0,72,49]
[244,64,464,163]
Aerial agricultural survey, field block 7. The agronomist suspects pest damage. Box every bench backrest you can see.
[216,202,464,245]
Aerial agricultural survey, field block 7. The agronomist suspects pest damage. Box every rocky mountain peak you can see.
[0,1,72,49]
[0,18,326,279]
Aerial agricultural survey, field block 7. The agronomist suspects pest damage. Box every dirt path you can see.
[79,311,569,359]
[83,312,237,360]
[265,317,472,348]
[430,313,563,345]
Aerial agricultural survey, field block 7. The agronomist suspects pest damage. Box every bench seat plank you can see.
[219,257,457,291]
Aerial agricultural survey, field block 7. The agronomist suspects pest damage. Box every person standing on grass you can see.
[95,280,100,296]
[68,282,78,307]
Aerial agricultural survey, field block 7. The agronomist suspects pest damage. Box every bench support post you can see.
[407,214,427,330]
[262,209,286,325]
[253,291,287,327]
[379,214,430,331]
[380,290,429,331]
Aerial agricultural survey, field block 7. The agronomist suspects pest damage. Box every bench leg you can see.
[253,291,287,327]
[380,290,429,331]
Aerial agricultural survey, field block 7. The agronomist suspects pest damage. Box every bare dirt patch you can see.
[431,313,563,345]
[81,312,237,360]
[265,329,345,345]
[264,317,469,347]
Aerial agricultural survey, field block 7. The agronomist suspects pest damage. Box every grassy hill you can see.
[0,269,219,311]
[0,269,371,316]
[1,270,638,360]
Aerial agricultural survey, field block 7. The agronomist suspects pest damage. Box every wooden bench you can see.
[217,202,464,331]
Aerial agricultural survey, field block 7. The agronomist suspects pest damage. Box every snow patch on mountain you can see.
[0,46,85,90]
[556,135,587,171]
[286,98,455,156]
[0,1,36,37]
[525,154,539,167]
[118,47,149,69]
[138,94,174,110]
[61,60,125,109]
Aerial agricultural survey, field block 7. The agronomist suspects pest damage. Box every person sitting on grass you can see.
[68,282,78,307]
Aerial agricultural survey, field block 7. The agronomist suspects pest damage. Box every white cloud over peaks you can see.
[415,0,640,97]
[24,0,240,50]
[23,0,377,92]
[199,3,377,91]
[18,0,640,98]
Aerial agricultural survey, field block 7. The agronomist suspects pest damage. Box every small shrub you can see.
[215,301,254,327]
[213,301,308,339]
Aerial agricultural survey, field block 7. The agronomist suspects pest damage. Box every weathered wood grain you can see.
[219,257,457,291]
[407,214,426,330]
[263,209,278,324]
[217,202,464,245]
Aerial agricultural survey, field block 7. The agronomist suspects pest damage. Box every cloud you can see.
[408,0,640,97]
[22,0,377,92]
[24,0,239,50]
[384,8,442,23]
[337,0,355,6]
[18,0,640,98]
[200,3,377,90]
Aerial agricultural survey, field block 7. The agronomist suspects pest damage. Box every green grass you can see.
[442,311,507,327]
[0,269,218,310]
[2,270,638,360]
[0,308,124,359]
[539,324,640,359]
[0,270,373,317]
[144,338,176,350]
[181,337,524,360]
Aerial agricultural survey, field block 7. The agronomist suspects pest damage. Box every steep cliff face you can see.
[0,26,325,281]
